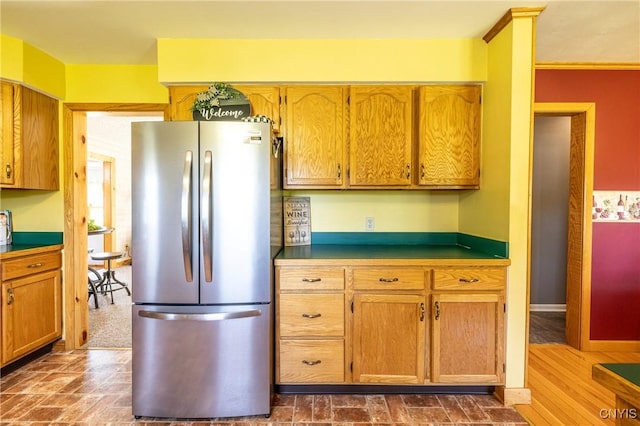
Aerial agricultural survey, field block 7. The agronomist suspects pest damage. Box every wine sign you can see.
[284,197,311,246]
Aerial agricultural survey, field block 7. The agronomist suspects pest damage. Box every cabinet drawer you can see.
[279,267,345,290]
[279,294,344,337]
[279,340,344,383]
[352,268,425,290]
[1,252,62,281]
[432,268,506,290]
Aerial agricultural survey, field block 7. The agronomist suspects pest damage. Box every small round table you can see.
[90,251,131,304]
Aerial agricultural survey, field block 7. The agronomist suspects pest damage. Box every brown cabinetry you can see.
[276,266,345,384]
[1,246,63,366]
[275,258,507,387]
[168,85,281,132]
[349,86,414,187]
[283,86,347,188]
[0,81,59,190]
[431,267,505,383]
[417,85,481,188]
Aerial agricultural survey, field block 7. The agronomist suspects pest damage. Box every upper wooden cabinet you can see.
[168,85,281,132]
[349,86,414,187]
[0,81,59,190]
[417,85,481,188]
[283,86,347,188]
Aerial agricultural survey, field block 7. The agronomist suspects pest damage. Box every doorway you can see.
[62,104,168,350]
[531,103,595,350]
[529,116,570,344]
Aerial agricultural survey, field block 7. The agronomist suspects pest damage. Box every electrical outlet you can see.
[365,216,375,232]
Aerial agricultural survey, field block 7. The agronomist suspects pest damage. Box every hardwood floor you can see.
[515,344,640,425]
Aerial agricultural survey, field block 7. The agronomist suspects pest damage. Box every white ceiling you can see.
[1,0,639,65]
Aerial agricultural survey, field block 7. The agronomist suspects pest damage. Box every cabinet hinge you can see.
[283,95,287,104]
[503,303,506,313]
[347,168,350,179]
[347,95,350,106]
[503,363,506,373]
[284,168,288,178]
[350,362,353,372]
[350,301,354,313]
[479,94,482,104]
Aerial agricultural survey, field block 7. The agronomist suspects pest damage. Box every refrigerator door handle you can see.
[181,150,194,282]
[138,309,262,321]
[202,150,213,282]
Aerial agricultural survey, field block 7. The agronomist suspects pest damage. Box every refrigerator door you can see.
[199,121,272,304]
[132,303,271,419]
[132,121,200,304]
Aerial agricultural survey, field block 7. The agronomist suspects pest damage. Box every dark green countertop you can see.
[0,232,63,256]
[277,244,506,261]
[277,232,509,261]
[601,363,640,387]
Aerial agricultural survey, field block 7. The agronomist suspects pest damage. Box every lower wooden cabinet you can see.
[352,293,425,384]
[1,247,63,366]
[275,260,507,387]
[431,293,504,383]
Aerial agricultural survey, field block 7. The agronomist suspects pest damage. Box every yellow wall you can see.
[158,38,488,83]
[459,13,538,391]
[297,190,459,232]
[0,35,65,98]
[65,65,167,103]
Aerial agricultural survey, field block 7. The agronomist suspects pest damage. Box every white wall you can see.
[87,113,162,256]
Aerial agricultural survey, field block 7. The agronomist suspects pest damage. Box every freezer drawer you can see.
[132,304,272,419]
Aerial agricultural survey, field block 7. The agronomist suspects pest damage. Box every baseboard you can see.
[495,386,532,405]
[529,303,566,312]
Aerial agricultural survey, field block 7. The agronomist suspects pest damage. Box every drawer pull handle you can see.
[379,277,399,283]
[434,301,440,320]
[302,278,321,283]
[7,288,14,305]
[302,313,322,319]
[459,278,480,283]
[302,360,322,366]
[420,303,425,322]
[28,262,44,268]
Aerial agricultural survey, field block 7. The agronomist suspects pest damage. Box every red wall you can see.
[536,69,640,341]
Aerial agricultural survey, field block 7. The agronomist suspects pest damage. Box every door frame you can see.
[532,102,595,350]
[62,103,168,350]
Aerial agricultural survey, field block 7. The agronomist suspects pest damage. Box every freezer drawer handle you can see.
[181,151,194,282]
[138,309,262,321]
[301,360,322,366]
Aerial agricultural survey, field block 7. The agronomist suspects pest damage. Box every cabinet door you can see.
[284,86,347,188]
[1,270,62,365]
[168,85,208,121]
[234,85,281,133]
[352,293,425,383]
[431,293,504,383]
[0,81,16,186]
[417,85,481,188]
[349,86,414,186]
[21,86,59,190]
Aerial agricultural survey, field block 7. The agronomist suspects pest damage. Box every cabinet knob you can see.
[5,163,11,179]
[406,164,411,179]
[6,288,14,305]
[420,303,425,322]
[420,163,425,179]
[434,301,440,320]
[337,163,341,179]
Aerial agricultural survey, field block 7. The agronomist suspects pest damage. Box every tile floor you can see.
[0,349,528,425]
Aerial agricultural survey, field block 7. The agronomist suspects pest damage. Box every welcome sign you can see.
[192,83,251,121]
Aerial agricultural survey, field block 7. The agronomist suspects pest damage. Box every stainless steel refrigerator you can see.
[130,120,282,419]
